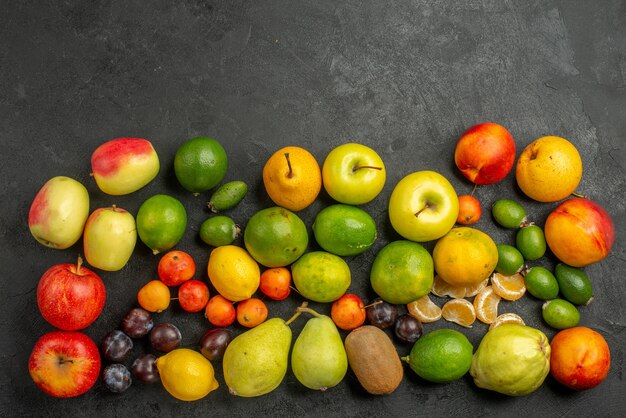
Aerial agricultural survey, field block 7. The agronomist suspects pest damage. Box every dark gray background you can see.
[1,1,625,416]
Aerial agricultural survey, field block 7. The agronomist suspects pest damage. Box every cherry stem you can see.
[363,300,383,309]
[285,301,308,325]
[297,306,323,318]
[353,165,382,173]
[572,191,587,198]
[471,183,477,196]
[284,152,294,179]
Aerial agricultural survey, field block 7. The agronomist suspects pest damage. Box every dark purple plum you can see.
[101,330,133,362]
[394,314,423,344]
[131,354,160,384]
[199,328,232,361]
[102,363,132,393]
[365,298,398,329]
[149,323,181,353]
[121,308,154,338]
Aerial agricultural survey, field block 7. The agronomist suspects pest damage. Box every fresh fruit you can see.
[137,280,171,313]
[407,295,442,323]
[83,206,137,271]
[489,313,525,330]
[470,324,551,396]
[516,136,583,202]
[157,250,196,287]
[37,257,105,331]
[473,285,501,324]
[403,329,473,383]
[545,198,615,267]
[394,314,423,344]
[131,353,160,384]
[431,275,467,299]
[321,143,386,205]
[344,325,403,395]
[156,348,219,401]
[121,308,154,338]
[331,294,366,331]
[365,298,398,329]
[291,307,348,391]
[495,244,525,275]
[441,298,476,328]
[491,272,526,301]
[554,263,593,305]
[292,251,351,303]
[259,267,291,301]
[199,328,232,361]
[262,146,322,211]
[236,298,268,328]
[312,204,377,256]
[524,266,559,300]
[433,227,498,287]
[100,330,133,362]
[207,245,260,302]
[149,323,182,353]
[174,136,228,194]
[205,295,236,327]
[388,170,459,242]
[542,299,580,329]
[178,280,210,312]
[454,122,516,185]
[28,331,101,398]
[28,176,89,249]
[516,224,546,261]
[550,327,611,390]
[199,215,240,247]
[370,240,434,304]
[491,199,527,229]
[136,194,187,255]
[102,363,132,393]
[208,180,248,212]
[91,137,159,195]
[463,278,490,297]
[456,194,481,225]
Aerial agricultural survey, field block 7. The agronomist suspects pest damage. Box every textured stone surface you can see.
[1,0,624,416]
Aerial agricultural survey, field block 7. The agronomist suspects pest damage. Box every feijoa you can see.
[199,216,240,247]
[208,181,248,213]
[496,244,525,275]
[542,299,580,329]
[516,225,546,261]
[554,263,593,305]
[524,266,559,300]
[492,199,527,229]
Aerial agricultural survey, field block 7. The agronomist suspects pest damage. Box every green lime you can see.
[199,216,240,247]
[516,225,546,261]
[554,263,593,305]
[312,204,377,256]
[495,244,525,275]
[208,181,248,213]
[370,240,434,304]
[243,206,308,267]
[403,329,473,383]
[291,251,351,303]
[136,194,187,255]
[492,199,527,229]
[542,299,580,329]
[174,137,228,194]
[524,266,559,300]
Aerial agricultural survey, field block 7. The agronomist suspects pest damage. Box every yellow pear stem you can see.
[284,152,294,179]
[285,301,308,325]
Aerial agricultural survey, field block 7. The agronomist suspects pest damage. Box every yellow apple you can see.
[83,206,137,271]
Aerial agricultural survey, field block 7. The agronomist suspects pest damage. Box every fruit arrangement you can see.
[27,127,615,401]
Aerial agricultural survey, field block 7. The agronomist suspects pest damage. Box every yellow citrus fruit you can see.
[489,313,525,331]
[516,136,583,202]
[433,227,498,287]
[262,146,322,211]
[491,272,526,301]
[137,280,171,313]
[207,245,260,302]
[431,275,466,299]
[474,286,501,324]
[156,348,219,401]
[441,298,476,328]
[407,295,442,323]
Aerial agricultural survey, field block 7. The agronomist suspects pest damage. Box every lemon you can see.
[312,204,377,256]
[136,194,187,255]
[207,245,260,302]
[156,348,219,401]
[174,137,228,194]
[291,251,351,303]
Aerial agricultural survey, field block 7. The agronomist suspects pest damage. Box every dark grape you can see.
[102,363,132,393]
[199,328,232,361]
[365,298,398,329]
[394,314,423,344]
[149,323,182,353]
[131,354,160,384]
[101,330,133,362]
[121,308,154,338]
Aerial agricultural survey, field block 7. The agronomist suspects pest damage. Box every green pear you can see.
[291,308,348,391]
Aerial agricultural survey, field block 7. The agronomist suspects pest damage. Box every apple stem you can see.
[285,301,308,325]
[76,255,83,274]
[58,358,74,365]
[353,165,382,173]
[414,203,431,217]
[284,152,294,179]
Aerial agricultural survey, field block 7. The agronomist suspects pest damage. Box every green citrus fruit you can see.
[136,194,187,255]
[312,204,377,256]
[492,199,527,229]
[370,240,434,304]
[199,216,240,247]
[542,299,580,329]
[496,244,525,275]
[291,251,351,303]
[516,225,546,261]
[554,263,593,305]
[524,266,559,300]
[243,206,308,267]
[174,137,228,194]
[404,329,473,383]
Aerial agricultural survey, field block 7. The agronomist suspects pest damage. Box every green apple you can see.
[322,143,386,205]
[388,171,459,242]
[83,206,137,271]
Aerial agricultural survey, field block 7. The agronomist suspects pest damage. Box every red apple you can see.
[37,257,106,330]
[545,198,614,267]
[29,331,101,398]
[454,123,516,185]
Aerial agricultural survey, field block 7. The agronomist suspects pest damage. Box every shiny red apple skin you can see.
[37,259,106,331]
[28,331,101,398]
[454,122,516,185]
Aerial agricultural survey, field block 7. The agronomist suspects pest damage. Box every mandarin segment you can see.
[431,275,466,299]
[441,298,476,328]
[491,272,526,301]
[474,286,501,324]
[407,295,442,323]
[489,313,525,330]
